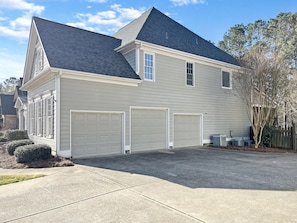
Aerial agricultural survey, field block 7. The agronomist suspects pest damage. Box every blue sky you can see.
[0,0,296,82]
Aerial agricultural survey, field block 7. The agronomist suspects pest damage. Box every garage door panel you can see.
[174,114,201,148]
[71,112,123,158]
[131,109,167,152]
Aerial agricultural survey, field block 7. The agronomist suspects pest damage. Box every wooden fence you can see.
[271,124,297,151]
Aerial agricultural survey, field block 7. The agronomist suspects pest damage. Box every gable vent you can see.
[165,32,169,39]
[196,38,198,45]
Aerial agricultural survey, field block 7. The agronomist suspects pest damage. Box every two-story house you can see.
[21,7,250,158]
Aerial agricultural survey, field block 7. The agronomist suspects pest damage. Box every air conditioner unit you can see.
[212,135,227,146]
[233,138,244,146]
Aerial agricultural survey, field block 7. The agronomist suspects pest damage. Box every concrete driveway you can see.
[1,147,297,223]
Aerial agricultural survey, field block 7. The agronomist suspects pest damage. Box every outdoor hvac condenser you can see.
[212,135,227,146]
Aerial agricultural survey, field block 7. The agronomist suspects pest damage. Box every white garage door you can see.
[174,114,202,148]
[71,112,123,158]
[131,108,167,152]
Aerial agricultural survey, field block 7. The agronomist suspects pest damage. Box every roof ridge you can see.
[32,16,139,80]
[135,8,239,66]
[114,7,153,35]
[33,16,121,41]
[112,7,153,46]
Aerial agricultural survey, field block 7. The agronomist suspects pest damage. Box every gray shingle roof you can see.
[0,94,16,115]
[115,7,239,66]
[33,17,140,80]
[15,86,27,104]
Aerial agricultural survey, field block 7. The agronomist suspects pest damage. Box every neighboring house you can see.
[14,79,28,130]
[0,94,17,129]
[21,7,250,158]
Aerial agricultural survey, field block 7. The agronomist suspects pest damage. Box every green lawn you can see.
[0,174,45,186]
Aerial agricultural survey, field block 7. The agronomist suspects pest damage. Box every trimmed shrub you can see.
[6,139,34,155]
[14,144,52,163]
[0,138,7,142]
[5,130,29,141]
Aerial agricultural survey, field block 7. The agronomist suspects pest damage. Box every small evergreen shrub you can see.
[0,138,7,142]
[261,125,273,147]
[6,139,34,155]
[5,130,29,141]
[14,144,52,163]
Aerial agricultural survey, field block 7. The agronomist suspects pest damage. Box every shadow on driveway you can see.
[74,147,297,191]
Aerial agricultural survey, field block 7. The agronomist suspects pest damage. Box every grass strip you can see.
[0,174,45,186]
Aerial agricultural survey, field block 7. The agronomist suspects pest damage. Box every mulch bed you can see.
[208,144,297,153]
[0,143,74,169]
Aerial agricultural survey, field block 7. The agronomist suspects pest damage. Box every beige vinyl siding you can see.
[59,51,249,152]
[123,49,136,72]
[60,79,133,151]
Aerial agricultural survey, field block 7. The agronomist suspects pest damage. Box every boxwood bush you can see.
[5,130,29,141]
[14,144,52,163]
[6,139,34,155]
[0,138,7,142]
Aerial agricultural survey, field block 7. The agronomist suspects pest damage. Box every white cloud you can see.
[10,15,31,28]
[0,26,29,39]
[68,4,146,34]
[0,0,44,40]
[0,0,44,14]
[170,0,206,6]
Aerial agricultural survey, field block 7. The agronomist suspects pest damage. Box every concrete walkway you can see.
[1,148,297,223]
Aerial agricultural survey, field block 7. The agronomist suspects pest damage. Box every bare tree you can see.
[234,47,296,148]
[0,77,18,93]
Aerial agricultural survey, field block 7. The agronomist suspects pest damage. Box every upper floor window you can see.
[186,62,194,86]
[222,71,232,89]
[37,48,44,72]
[144,53,154,81]
[31,46,44,78]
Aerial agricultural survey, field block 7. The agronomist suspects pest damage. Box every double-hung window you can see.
[222,71,232,89]
[37,48,44,72]
[46,97,54,138]
[144,53,154,81]
[186,62,194,86]
[29,103,35,135]
[37,100,43,136]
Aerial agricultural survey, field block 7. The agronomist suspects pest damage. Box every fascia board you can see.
[51,68,142,87]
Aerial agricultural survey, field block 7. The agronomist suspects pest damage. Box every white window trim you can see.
[36,100,43,136]
[186,62,195,87]
[29,102,35,135]
[221,70,232,89]
[143,52,155,82]
[46,96,54,139]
